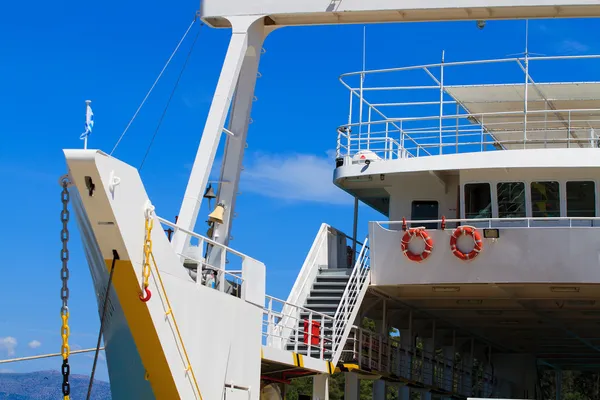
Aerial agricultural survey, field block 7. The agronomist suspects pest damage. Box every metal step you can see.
[306,298,341,306]
[312,281,347,291]
[317,268,352,276]
[315,275,351,283]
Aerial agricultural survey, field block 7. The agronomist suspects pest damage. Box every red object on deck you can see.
[303,319,321,345]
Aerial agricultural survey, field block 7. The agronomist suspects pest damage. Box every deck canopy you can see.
[445,82,600,149]
[200,0,600,28]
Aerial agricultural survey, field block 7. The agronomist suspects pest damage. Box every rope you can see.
[86,249,119,400]
[0,348,105,364]
[139,23,203,170]
[110,18,197,156]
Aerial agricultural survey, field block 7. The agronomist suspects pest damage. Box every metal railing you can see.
[263,295,336,361]
[336,54,600,160]
[376,216,600,230]
[158,217,256,298]
[339,326,497,398]
[330,239,371,365]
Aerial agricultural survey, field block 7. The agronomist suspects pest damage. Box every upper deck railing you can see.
[336,54,600,160]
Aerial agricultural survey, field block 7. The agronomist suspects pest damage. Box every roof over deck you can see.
[445,82,600,150]
[199,0,600,28]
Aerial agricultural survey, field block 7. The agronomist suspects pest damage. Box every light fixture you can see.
[483,229,499,239]
[433,286,460,293]
[476,20,486,30]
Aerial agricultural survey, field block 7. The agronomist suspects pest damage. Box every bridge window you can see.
[497,182,526,218]
[531,181,560,218]
[464,183,491,219]
[567,181,596,217]
[411,201,438,229]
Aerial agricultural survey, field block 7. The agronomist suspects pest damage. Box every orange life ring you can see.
[401,228,434,262]
[450,226,483,261]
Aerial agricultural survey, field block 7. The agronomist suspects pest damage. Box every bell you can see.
[203,184,217,200]
[208,203,225,224]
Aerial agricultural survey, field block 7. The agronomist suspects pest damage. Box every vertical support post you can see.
[352,196,359,264]
[345,373,360,400]
[367,106,372,151]
[313,374,329,400]
[455,103,459,153]
[523,20,529,148]
[173,16,268,257]
[439,50,445,155]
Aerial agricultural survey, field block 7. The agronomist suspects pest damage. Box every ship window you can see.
[531,181,560,218]
[567,181,596,217]
[411,201,438,229]
[464,183,491,219]
[497,182,526,218]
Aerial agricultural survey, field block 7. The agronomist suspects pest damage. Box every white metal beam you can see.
[200,0,600,28]
[172,16,270,256]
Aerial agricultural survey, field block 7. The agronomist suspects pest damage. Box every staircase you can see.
[288,268,352,358]
[284,239,370,364]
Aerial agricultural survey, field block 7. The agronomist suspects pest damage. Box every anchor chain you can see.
[60,177,71,399]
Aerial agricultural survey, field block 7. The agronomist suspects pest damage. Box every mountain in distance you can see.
[0,370,111,400]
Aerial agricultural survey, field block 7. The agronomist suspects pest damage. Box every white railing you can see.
[376,216,600,230]
[158,217,260,300]
[281,224,330,343]
[330,239,371,365]
[335,54,600,159]
[263,295,336,361]
[337,108,600,160]
[339,326,498,398]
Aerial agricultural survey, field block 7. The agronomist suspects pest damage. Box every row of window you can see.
[464,181,596,219]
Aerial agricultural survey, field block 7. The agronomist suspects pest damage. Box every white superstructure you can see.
[57,1,600,399]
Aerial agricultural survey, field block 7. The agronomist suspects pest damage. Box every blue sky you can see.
[0,0,598,383]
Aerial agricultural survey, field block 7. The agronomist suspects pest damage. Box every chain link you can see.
[140,215,153,301]
[60,178,71,399]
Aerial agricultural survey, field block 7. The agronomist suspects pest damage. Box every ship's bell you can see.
[208,202,225,224]
[203,184,217,200]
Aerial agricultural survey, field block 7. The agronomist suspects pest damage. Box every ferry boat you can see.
[58,1,600,399]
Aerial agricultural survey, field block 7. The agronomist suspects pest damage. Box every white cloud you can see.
[28,340,41,349]
[558,39,590,54]
[0,337,17,357]
[241,151,353,205]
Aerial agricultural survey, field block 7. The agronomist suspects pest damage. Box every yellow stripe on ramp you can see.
[104,259,179,399]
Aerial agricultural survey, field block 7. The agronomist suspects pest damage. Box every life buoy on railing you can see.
[401,221,434,262]
[450,226,483,261]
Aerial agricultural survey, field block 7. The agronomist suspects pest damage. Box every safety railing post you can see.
[295,308,300,353]
[219,250,226,292]
[267,297,273,346]
[358,329,363,367]
[568,110,572,148]
[320,314,325,359]
[308,312,313,357]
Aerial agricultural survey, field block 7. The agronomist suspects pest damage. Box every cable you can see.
[139,22,203,170]
[0,348,105,364]
[110,18,197,156]
[86,249,119,400]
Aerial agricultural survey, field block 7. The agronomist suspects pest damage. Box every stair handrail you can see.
[329,238,370,365]
[278,223,330,344]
